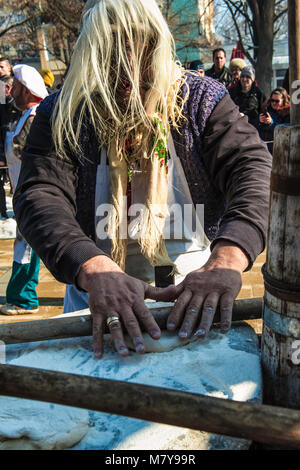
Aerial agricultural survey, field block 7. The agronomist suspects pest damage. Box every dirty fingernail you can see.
[179,330,188,338]
[150,329,161,338]
[167,322,176,330]
[135,343,145,353]
[195,328,206,337]
[133,337,145,352]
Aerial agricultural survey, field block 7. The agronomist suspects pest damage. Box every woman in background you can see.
[257,87,290,154]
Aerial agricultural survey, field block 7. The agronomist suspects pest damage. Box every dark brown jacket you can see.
[13,75,272,285]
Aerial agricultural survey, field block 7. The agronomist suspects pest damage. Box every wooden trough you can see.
[0,298,300,449]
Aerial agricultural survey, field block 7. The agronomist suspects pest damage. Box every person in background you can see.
[0,64,48,316]
[39,69,55,94]
[0,58,12,78]
[205,48,232,87]
[227,58,246,90]
[256,87,290,154]
[0,75,21,219]
[189,60,205,77]
[229,66,265,126]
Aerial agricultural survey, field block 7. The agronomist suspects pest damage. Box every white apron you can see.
[5,105,38,193]
[5,105,38,263]
[64,135,210,312]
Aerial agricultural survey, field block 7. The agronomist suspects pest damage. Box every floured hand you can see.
[77,255,178,359]
[166,241,249,340]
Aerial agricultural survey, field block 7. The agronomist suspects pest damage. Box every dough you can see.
[0,396,89,450]
[125,330,198,353]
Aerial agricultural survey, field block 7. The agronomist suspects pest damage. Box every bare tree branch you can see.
[225,0,253,24]
[0,15,34,38]
[274,7,288,22]
[223,0,254,65]
[45,2,80,34]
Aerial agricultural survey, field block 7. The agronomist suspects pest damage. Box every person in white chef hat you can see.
[7,64,48,191]
[0,64,48,316]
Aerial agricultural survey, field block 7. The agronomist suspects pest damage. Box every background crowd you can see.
[188,47,291,154]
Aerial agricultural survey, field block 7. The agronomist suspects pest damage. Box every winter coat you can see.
[229,82,265,126]
[256,104,290,154]
[0,96,21,163]
[205,66,232,88]
[13,74,271,285]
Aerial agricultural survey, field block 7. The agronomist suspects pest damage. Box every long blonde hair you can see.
[52,0,187,163]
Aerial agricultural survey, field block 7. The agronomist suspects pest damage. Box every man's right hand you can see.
[77,255,178,359]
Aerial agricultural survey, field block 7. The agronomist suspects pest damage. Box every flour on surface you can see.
[3,323,262,450]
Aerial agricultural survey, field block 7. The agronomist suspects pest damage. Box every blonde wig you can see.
[52,0,189,270]
[52,0,186,162]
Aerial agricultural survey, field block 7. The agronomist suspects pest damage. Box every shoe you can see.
[0,304,39,315]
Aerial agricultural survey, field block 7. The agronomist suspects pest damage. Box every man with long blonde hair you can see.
[14,0,271,358]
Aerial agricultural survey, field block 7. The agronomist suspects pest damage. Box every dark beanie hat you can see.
[241,66,255,81]
[189,60,204,71]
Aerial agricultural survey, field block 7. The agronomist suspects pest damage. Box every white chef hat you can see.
[12,64,48,99]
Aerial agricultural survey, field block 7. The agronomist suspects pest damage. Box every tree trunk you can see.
[250,0,275,97]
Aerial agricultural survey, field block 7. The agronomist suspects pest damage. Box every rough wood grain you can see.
[0,298,263,344]
[262,124,300,409]
[0,363,300,449]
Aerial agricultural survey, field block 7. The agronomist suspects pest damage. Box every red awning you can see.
[231,41,245,59]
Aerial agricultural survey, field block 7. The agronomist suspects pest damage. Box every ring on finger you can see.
[106,315,120,327]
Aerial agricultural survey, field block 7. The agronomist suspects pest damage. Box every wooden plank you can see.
[0,298,263,344]
[0,363,300,449]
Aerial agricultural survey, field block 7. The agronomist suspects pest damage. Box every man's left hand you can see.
[167,241,249,339]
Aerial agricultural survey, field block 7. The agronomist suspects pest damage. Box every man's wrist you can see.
[207,240,249,273]
[77,255,122,291]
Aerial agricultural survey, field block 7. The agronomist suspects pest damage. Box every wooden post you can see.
[261,125,300,407]
[1,363,300,449]
[261,0,300,409]
[36,26,49,70]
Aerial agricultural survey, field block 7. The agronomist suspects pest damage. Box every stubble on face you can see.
[213,52,226,72]
[11,79,27,110]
